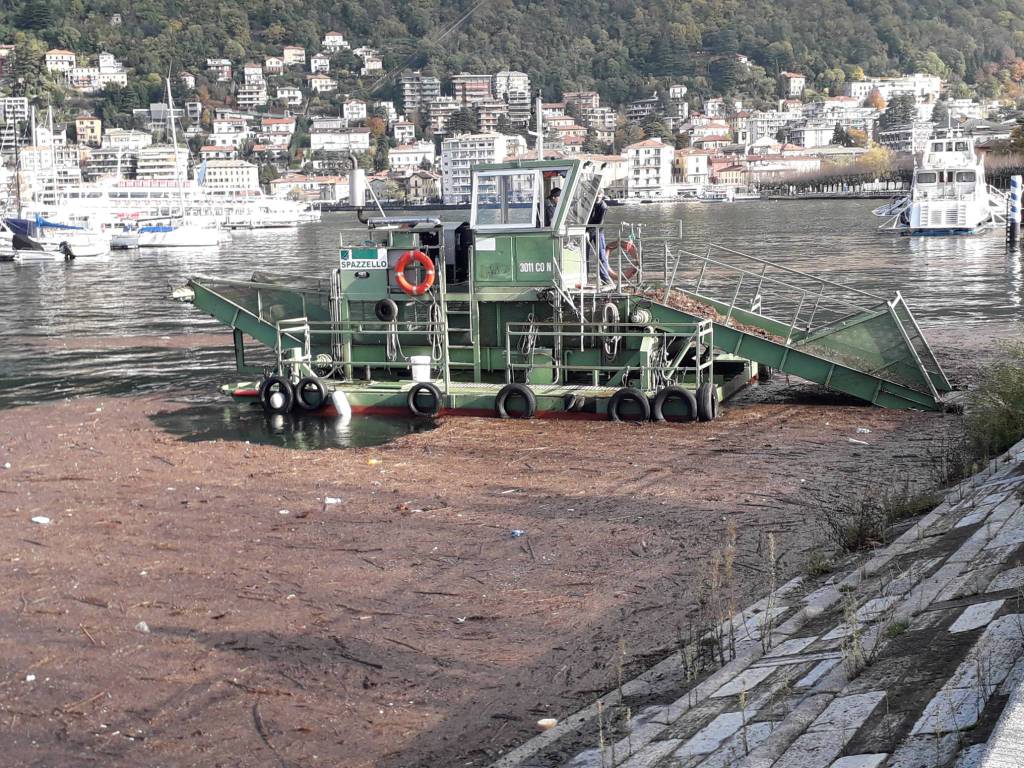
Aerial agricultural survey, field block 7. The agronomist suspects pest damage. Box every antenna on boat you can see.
[529,94,543,160]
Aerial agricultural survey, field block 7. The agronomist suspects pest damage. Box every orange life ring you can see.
[607,240,638,257]
[394,249,435,296]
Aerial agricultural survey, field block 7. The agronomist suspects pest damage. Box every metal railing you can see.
[673,243,886,343]
[504,320,713,391]
[271,316,450,383]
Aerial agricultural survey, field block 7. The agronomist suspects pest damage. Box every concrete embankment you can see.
[493,438,1024,768]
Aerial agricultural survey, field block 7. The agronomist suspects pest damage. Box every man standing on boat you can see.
[544,186,561,227]
[587,190,612,285]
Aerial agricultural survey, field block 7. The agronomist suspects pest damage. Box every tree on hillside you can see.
[879,94,917,130]
[17,0,54,30]
[374,137,389,171]
[447,107,478,135]
[847,128,869,147]
[931,100,950,127]
[865,88,886,110]
[831,123,853,147]
[641,117,673,141]
[13,37,46,88]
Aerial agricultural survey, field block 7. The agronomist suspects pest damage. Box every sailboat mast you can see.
[48,105,57,207]
[13,116,22,216]
[166,78,186,217]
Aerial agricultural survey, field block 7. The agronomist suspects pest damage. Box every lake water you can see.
[1,201,1021,444]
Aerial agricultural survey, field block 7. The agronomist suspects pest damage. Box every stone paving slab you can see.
[489,439,1024,768]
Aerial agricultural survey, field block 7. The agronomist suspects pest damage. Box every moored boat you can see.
[873,130,1004,235]
[4,215,110,258]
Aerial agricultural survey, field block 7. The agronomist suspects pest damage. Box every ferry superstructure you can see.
[875,132,1005,235]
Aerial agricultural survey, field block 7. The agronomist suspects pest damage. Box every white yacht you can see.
[874,132,1004,235]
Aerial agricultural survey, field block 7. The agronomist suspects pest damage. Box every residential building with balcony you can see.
[440,132,527,204]
[45,49,76,73]
[625,138,673,198]
[282,46,306,66]
[451,73,492,105]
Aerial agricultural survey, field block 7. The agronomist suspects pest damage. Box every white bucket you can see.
[410,355,432,383]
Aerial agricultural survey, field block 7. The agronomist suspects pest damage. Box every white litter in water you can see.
[324,497,341,505]
[269,392,286,410]
[847,437,869,445]
[856,427,872,434]
[31,516,51,525]
[134,621,150,634]
[2,462,10,469]
[25,674,35,683]
[278,509,290,515]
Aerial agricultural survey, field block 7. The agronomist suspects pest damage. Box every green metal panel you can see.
[474,235,516,283]
[512,235,559,285]
[388,231,420,249]
[339,247,389,299]
[645,299,942,410]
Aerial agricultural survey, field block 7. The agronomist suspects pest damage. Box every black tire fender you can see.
[495,383,537,419]
[259,375,294,414]
[295,376,327,411]
[696,382,719,422]
[651,386,698,423]
[407,382,443,417]
[607,387,651,422]
[374,298,399,322]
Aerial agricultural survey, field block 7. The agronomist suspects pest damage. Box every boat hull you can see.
[138,226,221,248]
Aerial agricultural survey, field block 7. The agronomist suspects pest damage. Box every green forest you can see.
[6,0,1024,109]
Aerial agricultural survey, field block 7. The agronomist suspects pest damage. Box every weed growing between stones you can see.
[965,340,1024,459]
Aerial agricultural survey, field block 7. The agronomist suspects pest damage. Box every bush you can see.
[965,341,1024,458]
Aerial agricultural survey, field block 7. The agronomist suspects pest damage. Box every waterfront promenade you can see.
[493,438,1024,768]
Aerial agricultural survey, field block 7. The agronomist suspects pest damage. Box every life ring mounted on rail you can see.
[607,239,638,258]
[395,250,436,296]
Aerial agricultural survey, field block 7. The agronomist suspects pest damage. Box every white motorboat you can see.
[5,215,110,258]
[137,222,222,248]
[873,131,1004,235]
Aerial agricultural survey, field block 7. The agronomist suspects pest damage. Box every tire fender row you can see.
[258,375,717,422]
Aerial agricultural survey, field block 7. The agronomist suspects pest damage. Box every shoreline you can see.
[0,380,964,767]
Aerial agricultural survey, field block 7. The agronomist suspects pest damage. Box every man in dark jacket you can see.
[544,186,561,227]
[587,190,611,284]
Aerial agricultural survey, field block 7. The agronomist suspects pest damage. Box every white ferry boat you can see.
[874,132,1005,235]
[40,180,319,232]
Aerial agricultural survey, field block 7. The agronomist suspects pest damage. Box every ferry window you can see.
[946,142,954,151]
[955,171,976,183]
[916,172,937,184]
[470,170,540,229]
[955,141,968,151]
[932,142,943,151]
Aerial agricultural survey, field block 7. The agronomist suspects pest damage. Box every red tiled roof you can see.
[626,139,668,149]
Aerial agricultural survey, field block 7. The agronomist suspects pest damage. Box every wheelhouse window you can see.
[470,170,541,230]
[955,171,976,183]
[564,169,601,228]
[916,172,937,184]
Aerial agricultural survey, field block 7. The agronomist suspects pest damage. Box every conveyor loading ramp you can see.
[641,243,951,410]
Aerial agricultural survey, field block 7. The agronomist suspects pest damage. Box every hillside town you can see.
[0,31,1019,208]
